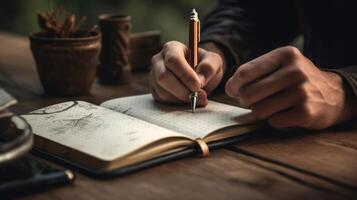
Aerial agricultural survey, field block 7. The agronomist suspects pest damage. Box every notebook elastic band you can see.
[195,138,209,157]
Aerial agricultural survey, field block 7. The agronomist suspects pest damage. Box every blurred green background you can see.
[0,0,216,43]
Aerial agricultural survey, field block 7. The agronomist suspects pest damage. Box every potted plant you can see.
[29,1,101,96]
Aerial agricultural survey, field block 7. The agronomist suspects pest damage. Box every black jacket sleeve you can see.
[200,0,357,99]
[200,0,299,90]
[325,67,357,97]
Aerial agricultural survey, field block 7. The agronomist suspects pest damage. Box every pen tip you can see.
[189,92,197,113]
[192,97,197,113]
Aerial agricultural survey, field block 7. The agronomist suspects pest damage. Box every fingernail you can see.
[198,74,206,87]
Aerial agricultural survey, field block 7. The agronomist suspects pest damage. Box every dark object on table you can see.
[0,115,32,165]
[0,112,11,133]
[0,87,74,198]
[0,88,17,132]
[0,88,32,165]
[98,14,132,85]
[30,31,101,96]
[129,31,161,71]
[0,156,75,198]
[29,3,101,96]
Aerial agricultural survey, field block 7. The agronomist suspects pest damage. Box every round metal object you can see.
[0,115,33,165]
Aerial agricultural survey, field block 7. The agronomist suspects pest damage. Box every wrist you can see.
[324,71,357,125]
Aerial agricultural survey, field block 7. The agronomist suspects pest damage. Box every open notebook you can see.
[22,94,260,175]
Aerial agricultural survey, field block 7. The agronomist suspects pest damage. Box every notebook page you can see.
[101,94,255,139]
[22,101,191,161]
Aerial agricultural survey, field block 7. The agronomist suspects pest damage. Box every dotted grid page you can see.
[22,101,190,161]
[101,94,255,139]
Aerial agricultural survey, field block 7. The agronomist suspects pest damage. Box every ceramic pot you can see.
[29,30,101,96]
[98,14,132,84]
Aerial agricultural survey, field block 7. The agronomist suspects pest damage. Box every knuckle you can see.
[237,86,247,97]
[165,54,180,66]
[237,85,252,100]
[163,41,175,50]
[183,74,200,89]
[162,43,171,52]
[198,62,215,76]
[294,69,308,82]
[296,87,309,101]
[151,53,161,66]
[208,51,223,62]
[163,41,183,52]
[287,64,300,73]
[279,46,301,61]
[286,65,298,74]
[157,71,170,84]
[237,66,250,79]
[300,104,314,121]
[284,66,308,84]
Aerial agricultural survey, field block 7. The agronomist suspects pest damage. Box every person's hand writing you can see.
[149,41,224,106]
[225,46,356,129]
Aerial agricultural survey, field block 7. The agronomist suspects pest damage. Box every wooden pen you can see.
[189,8,200,113]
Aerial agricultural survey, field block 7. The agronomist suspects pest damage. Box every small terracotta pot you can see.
[29,30,101,96]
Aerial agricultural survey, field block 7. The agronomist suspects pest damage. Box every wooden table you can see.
[1,32,357,200]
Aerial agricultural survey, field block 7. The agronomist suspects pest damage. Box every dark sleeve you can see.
[200,0,300,90]
[324,67,357,97]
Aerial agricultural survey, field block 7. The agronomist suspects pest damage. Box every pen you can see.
[189,8,200,113]
[0,170,75,197]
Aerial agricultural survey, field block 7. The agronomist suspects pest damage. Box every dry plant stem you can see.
[37,0,94,38]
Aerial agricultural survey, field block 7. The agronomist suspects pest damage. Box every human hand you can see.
[225,46,356,129]
[149,41,224,106]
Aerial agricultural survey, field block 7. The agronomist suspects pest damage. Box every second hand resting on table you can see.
[149,41,357,130]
